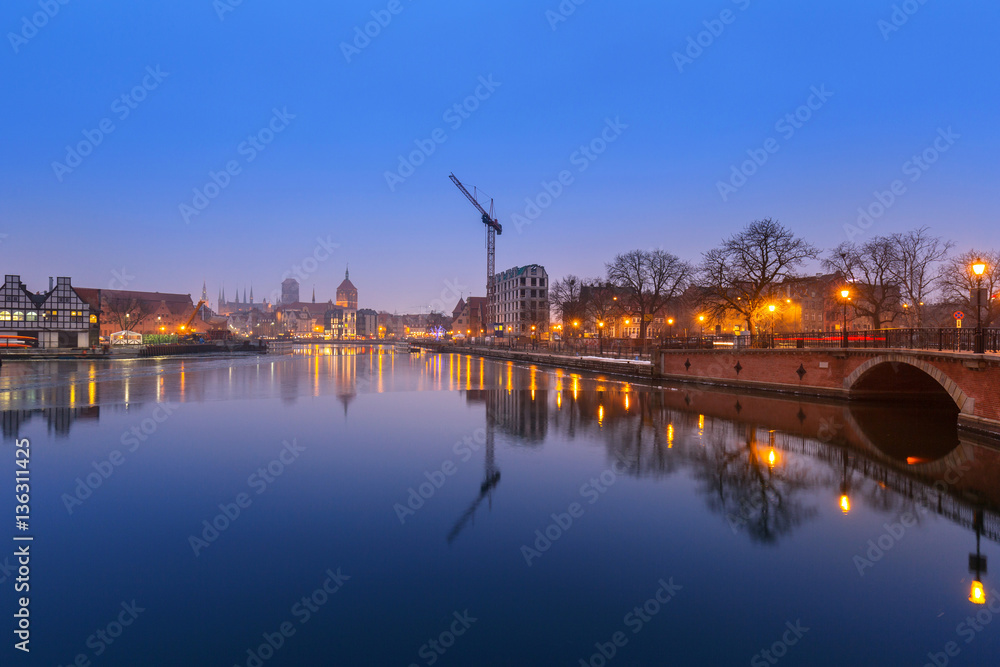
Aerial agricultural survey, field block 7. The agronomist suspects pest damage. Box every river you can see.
[2,345,998,666]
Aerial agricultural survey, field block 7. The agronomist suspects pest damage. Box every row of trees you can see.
[551,218,999,337]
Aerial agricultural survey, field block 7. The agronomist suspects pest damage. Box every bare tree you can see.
[824,238,902,329]
[939,249,1000,328]
[583,279,621,353]
[698,219,818,336]
[890,226,953,327]
[607,249,692,342]
[103,294,153,332]
[550,275,586,333]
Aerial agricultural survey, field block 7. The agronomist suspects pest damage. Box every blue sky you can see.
[2,0,998,312]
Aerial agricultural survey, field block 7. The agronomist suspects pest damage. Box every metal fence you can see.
[658,328,1000,352]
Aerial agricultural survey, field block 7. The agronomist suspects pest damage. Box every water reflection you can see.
[4,351,997,554]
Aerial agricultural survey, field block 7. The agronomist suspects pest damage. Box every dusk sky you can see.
[3,1,998,313]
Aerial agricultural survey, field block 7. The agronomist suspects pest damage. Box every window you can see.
[26,311,37,321]
[531,278,536,286]
[12,311,23,321]
[0,311,9,321]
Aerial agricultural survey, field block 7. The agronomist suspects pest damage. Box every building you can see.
[495,264,549,338]
[0,275,92,348]
[281,279,300,305]
[356,308,378,338]
[336,268,358,310]
[75,288,215,338]
[452,297,488,338]
[217,284,268,316]
[324,306,357,339]
[275,301,332,336]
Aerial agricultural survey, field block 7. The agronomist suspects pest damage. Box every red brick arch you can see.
[844,354,974,415]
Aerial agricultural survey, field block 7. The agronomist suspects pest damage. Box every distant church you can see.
[336,267,358,310]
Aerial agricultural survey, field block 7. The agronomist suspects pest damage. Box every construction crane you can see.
[179,300,206,333]
[449,173,502,336]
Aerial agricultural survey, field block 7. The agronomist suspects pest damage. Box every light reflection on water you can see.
[2,346,999,666]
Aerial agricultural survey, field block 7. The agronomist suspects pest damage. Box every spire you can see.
[312,286,316,303]
[243,286,247,303]
[345,265,349,281]
[202,280,208,303]
[250,285,253,303]
[222,285,226,304]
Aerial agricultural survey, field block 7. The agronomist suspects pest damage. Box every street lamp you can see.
[667,317,674,339]
[972,259,987,354]
[698,314,705,336]
[840,289,850,348]
[768,304,776,347]
[597,320,604,355]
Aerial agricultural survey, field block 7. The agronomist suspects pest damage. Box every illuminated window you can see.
[0,311,9,321]
[26,311,37,321]
[12,311,23,321]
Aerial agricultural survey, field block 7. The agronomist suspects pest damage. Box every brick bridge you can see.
[656,349,1000,439]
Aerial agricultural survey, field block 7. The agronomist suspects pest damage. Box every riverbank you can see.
[1,340,267,360]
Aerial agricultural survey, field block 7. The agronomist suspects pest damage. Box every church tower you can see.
[336,266,358,310]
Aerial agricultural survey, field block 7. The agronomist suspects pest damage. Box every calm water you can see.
[2,346,999,666]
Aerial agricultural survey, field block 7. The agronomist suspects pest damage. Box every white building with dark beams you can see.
[0,275,92,348]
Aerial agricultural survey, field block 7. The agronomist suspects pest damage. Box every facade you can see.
[275,301,331,336]
[356,308,378,338]
[336,268,358,310]
[75,288,213,338]
[217,285,267,316]
[324,306,357,339]
[281,279,300,305]
[0,275,92,348]
[452,297,487,338]
[495,264,549,338]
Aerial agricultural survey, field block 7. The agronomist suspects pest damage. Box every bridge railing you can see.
[657,328,999,352]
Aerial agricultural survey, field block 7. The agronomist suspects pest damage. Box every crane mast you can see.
[449,173,502,337]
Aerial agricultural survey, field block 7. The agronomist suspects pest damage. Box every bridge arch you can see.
[844,354,973,414]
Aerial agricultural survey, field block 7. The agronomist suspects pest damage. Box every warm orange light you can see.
[972,260,987,276]
[598,321,604,328]
[698,315,704,322]
[667,318,674,325]
[840,289,850,299]
[840,495,851,514]
[625,319,630,325]
[768,304,776,313]
[970,581,986,604]
[767,448,776,467]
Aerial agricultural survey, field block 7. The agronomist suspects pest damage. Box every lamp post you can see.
[840,289,850,348]
[667,317,674,340]
[698,315,705,336]
[973,259,987,354]
[597,321,604,355]
[768,304,776,348]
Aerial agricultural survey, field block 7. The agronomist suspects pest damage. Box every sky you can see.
[2,0,998,313]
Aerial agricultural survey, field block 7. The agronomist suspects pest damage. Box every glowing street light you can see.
[840,288,850,348]
[972,259,987,354]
